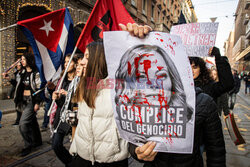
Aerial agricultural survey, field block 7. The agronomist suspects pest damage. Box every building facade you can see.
[124,0,197,32]
[224,31,235,66]
[228,0,250,72]
[0,0,196,99]
[0,0,94,99]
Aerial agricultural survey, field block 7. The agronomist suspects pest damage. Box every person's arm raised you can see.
[119,23,152,38]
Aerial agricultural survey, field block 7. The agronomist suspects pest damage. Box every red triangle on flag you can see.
[18,8,65,52]
[76,0,135,53]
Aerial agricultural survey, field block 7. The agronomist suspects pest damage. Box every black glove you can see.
[211,47,221,60]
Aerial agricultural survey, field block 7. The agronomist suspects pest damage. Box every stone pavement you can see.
[0,99,15,114]
[223,85,250,167]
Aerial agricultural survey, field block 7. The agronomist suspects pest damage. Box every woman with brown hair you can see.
[51,53,78,166]
[69,41,129,167]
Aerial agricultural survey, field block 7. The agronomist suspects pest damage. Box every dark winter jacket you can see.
[229,74,241,94]
[244,74,250,87]
[129,87,226,167]
[195,48,234,102]
[9,69,24,99]
[53,77,72,133]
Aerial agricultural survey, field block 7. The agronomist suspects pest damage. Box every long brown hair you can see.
[73,41,108,108]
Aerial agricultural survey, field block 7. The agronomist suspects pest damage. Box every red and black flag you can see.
[76,0,135,53]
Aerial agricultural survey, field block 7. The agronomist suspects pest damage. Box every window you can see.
[131,0,136,7]
[151,4,155,18]
[158,10,161,22]
[142,0,147,15]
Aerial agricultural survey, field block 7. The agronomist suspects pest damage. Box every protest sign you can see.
[104,31,195,153]
[170,22,219,57]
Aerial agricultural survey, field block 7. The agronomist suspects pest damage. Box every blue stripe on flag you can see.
[64,8,74,55]
[64,8,74,32]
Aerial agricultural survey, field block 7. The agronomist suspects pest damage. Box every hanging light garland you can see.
[1,1,53,87]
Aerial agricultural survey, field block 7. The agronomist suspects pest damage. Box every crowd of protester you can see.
[1,23,249,167]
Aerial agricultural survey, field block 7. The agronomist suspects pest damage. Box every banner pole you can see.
[47,46,78,116]
[0,23,18,32]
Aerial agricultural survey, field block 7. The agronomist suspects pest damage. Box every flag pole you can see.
[0,23,18,32]
[47,46,78,116]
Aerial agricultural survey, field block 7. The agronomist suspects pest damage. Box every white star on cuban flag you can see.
[40,19,55,37]
[17,8,74,86]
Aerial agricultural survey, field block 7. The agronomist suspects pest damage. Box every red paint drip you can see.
[174,132,178,138]
[157,66,163,71]
[157,75,166,80]
[134,57,140,82]
[119,94,131,103]
[142,97,151,108]
[128,62,131,76]
[132,103,143,126]
[157,80,170,123]
[140,60,152,84]
[156,112,162,122]
[140,53,154,57]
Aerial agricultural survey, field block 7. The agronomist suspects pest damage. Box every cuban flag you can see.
[17,8,74,85]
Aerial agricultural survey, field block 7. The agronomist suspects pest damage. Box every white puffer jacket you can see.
[69,88,129,164]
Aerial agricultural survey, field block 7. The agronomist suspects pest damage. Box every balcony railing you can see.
[246,21,250,39]
[233,36,246,56]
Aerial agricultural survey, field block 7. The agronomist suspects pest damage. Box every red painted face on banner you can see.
[135,51,172,106]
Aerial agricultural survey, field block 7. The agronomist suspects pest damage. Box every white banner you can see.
[104,31,195,153]
[170,22,219,57]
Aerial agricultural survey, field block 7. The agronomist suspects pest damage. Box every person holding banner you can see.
[228,69,241,109]
[63,54,85,136]
[211,68,230,116]
[128,83,226,166]
[69,41,129,166]
[14,53,42,157]
[51,54,78,165]
[116,24,226,167]
[189,47,234,102]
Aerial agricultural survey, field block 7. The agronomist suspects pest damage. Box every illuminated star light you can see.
[39,19,54,36]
